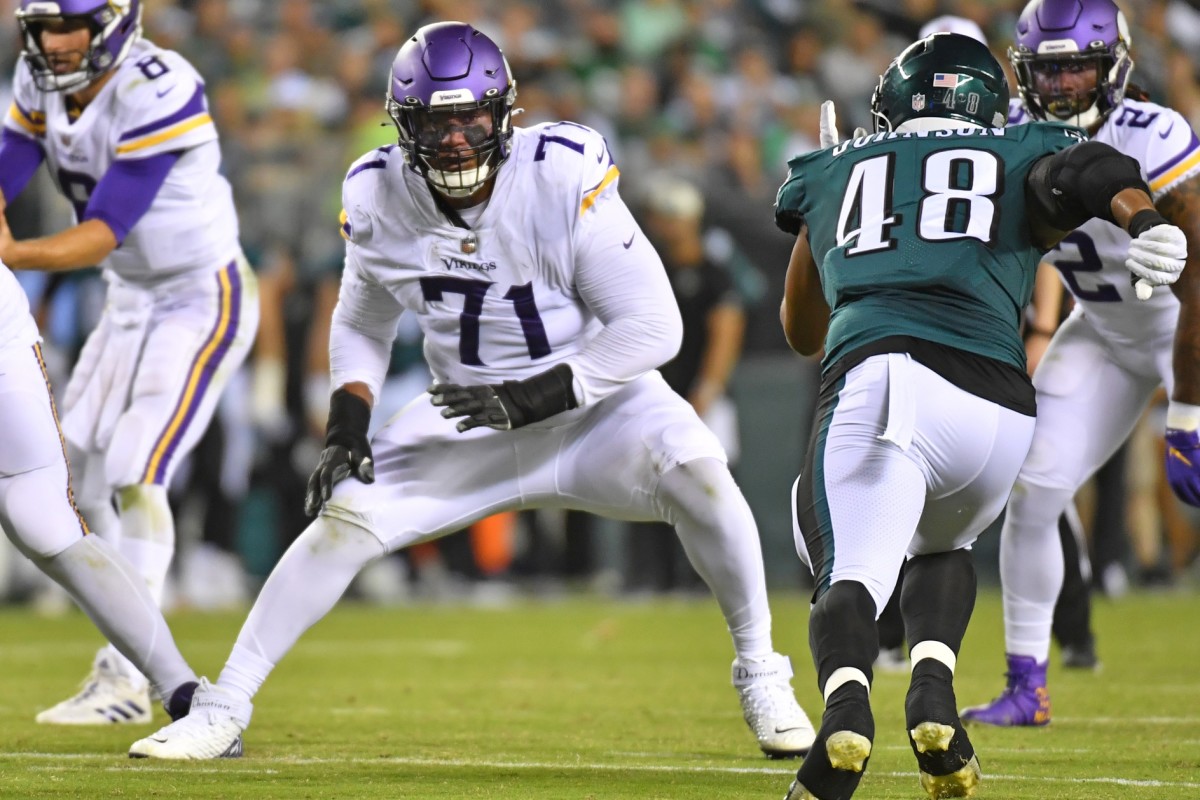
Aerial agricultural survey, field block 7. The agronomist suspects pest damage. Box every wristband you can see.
[1166,400,1200,433]
[1128,208,1169,239]
[326,388,372,448]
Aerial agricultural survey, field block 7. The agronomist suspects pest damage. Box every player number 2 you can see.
[419,276,551,366]
[836,148,1001,255]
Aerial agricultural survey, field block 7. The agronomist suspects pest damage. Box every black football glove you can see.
[429,363,578,433]
[304,388,374,517]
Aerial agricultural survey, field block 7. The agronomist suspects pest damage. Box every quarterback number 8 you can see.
[837,148,1001,255]
[136,55,170,80]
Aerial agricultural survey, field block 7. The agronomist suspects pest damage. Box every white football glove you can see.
[1126,223,1187,300]
[819,100,870,149]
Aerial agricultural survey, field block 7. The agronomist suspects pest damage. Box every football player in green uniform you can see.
[774,32,1185,800]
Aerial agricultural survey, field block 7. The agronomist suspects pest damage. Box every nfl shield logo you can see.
[911,93,926,111]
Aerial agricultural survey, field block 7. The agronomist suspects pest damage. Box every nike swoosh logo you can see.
[774,725,806,734]
[156,86,174,98]
[148,736,169,743]
[1159,122,1175,139]
[623,233,635,249]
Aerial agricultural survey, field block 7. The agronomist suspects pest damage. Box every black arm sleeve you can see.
[1025,141,1151,232]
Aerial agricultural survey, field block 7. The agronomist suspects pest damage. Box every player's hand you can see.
[819,100,841,149]
[429,363,578,434]
[0,209,14,265]
[429,382,516,432]
[304,443,374,517]
[1126,223,1187,298]
[305,387,374,516]
[818,100,869,149]
[1165,401,1200,506]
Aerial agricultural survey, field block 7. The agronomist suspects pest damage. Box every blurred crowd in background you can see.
[1,0,1199,610]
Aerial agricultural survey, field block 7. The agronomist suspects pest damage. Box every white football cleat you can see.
[36,649,152,725]
[128,678,250,759]
[733,652,816,758]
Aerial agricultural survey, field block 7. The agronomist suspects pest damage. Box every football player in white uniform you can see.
[127,21,814,761]
[0,0,259,724]
[962,0,1200,727]
[0,250,211,732]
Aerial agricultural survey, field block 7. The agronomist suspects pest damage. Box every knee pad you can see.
[117,483,173,544]
[656,457,746,528]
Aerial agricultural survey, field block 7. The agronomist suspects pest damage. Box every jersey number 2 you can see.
[836,149,1001,255]
[420,276,551,366]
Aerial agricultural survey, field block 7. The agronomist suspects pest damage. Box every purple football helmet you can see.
[16,0,143,93]
[385,21,517,198]
[1009,0,1133,128]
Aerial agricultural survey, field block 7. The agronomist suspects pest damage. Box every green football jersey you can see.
[775,122,1085,373]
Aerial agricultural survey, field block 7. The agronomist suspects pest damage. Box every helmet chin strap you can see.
[1060,105,1103,129]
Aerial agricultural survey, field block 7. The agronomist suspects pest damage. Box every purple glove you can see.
[1165,428,1200,506]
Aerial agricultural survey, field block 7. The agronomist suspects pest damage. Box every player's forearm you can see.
[781,227,829,356]
[697,304,745,395]
[1029,262,1063,334]
[3,219,118,271]
[1108,186,1160,231]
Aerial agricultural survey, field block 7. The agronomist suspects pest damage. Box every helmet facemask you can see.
[1009,0,1133,128]
[1011,46,1131,128]
[387,86,516,198]
[17,1,143,93]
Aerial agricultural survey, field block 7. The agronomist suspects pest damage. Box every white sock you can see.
[1001,481,1069,662]
[37,536,196,699]
[659,458,773,660]
[217,516,385,702]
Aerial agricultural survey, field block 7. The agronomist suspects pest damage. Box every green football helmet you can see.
[870,32,1010,132]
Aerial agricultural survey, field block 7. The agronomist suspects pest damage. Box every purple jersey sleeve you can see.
[82,151,181,243]
[0,128,46,203]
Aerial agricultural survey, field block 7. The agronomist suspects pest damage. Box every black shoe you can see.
[1060,640,1100,671]
[164,680,199,721]
[906,661,981,799]
[788,682,874,800]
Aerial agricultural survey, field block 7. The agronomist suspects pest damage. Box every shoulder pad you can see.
[112,49,215,159]
[516,123,618,216]
[341,146,397,243]
[5,65,45,139]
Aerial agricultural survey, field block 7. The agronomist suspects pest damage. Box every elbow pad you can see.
[1027,141,1150,231]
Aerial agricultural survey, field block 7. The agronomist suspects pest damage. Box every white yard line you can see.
[6,752,1200,789]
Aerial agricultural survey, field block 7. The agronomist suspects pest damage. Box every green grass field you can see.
[1,590,1198,799]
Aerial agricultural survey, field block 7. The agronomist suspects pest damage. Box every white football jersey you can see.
[1012,98,1199,348]
[335,122,681,406]
[0,261,40,351]
[5,39,240,284]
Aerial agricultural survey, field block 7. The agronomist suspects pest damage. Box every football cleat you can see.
[874,645,910,674]
[733,653,816,758]
[36,649,152,725]
[128,678,250,759]
[960,654,1051,727]
[1060,640,1101,671]
[788,681,874,800]
[907,660,980,798]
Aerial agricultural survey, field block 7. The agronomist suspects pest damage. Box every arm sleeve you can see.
[0,128,46,203]
[1025,140,1150,231]
[82,151,181,243]
[329,247,406,403]
[568,194,683,405]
